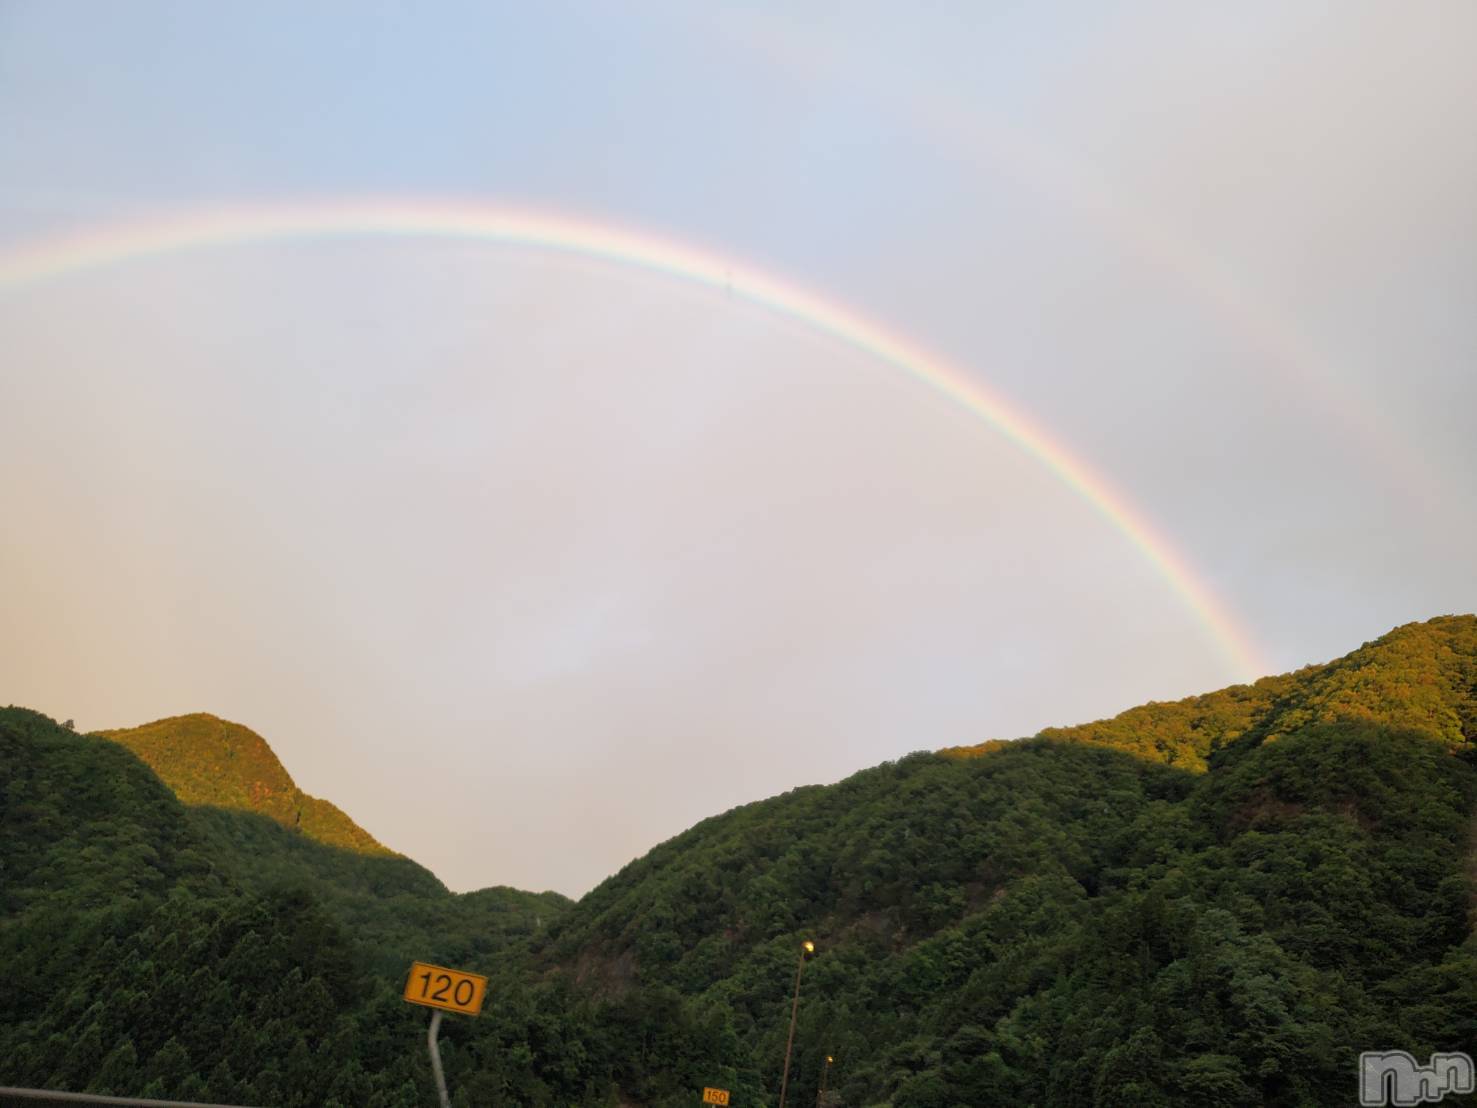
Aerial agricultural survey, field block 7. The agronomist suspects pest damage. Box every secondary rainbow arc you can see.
[0,198,1266,680]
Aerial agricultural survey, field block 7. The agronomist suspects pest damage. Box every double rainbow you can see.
[0,198,1265,680]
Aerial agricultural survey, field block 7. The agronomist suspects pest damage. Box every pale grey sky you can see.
[2,2,1473,894]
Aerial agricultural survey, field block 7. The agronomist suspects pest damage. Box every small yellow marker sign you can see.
[403,961,488,1017]
[702,1088,730,1105]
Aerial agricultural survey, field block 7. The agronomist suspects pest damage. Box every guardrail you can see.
[0,1089,263,1107]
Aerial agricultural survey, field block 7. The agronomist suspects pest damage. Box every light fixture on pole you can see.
[777,940,815,1108]
[817,1054,834,1107]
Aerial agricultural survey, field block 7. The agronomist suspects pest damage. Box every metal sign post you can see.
[427,1009,450,1108]
[402,959,488,1108]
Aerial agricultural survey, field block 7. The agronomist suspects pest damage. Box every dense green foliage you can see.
[4,616,1476,1105]
[191,806,570,977]
[0,708,586,1105]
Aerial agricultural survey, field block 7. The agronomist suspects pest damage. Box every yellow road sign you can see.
[702,1088,730,1105]
[403,961,488,1016]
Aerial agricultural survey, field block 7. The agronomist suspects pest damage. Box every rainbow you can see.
[0,198,1266,679]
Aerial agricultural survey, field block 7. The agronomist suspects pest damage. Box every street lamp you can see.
[817,1054,834,1107]
[777,940,815,1108]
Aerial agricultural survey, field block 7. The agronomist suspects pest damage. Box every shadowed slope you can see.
[94,712,572,972]
[1,706,580,1103]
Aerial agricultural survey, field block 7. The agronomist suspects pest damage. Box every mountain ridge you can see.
[943,614,1477,769]
[97,711,394,856]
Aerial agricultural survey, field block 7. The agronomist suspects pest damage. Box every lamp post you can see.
[777,940,815,1108]
[817,1054,833,1106]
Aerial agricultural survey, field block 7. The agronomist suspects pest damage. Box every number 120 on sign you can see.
[403,961,487,1016]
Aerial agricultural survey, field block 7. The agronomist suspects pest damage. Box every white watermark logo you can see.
[1360,1051,1475,1106]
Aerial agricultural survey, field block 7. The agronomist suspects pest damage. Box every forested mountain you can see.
[0,708,575,1105]
[95,711,572,974]
[3,616,1475,1105]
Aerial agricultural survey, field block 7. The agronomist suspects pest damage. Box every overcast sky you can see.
[2,2,1473,895]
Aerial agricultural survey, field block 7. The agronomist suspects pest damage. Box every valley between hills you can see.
[3,615,1475,1105]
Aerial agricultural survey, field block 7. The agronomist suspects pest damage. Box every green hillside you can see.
[945,614,1477,768]
[533,615,1477,1103]
[0,707,381,1104]
[188,805,571,976]
[3,615,1476,1105]
[98,713,393,855]
[0,707,584,1105]
[90,712,571,972]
